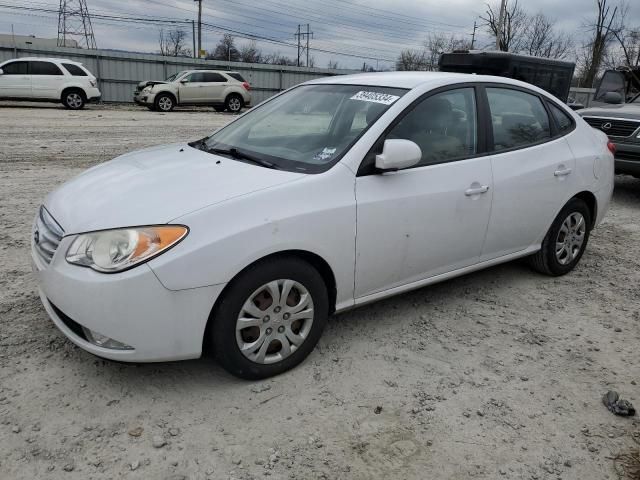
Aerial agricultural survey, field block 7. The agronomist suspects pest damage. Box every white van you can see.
[0,57,101,109]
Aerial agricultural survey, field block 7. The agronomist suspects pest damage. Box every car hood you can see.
[44,144,305,234]
[578,103,640,120]
[137,80,169,89]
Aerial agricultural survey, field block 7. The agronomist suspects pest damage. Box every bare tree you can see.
[424,33,472,70]
[238,40,262,63]
[327,59,339,69]
[481,0,528,52]
[158,28,191,57]
[580,0,621,87]
[262,52,296,66]
[523,13,573,59]
[395,50,427,71]
[208,34,240,62]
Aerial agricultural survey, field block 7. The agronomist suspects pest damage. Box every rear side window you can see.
[486,88,551,151]
[62,63,88,76]
[2,61,28,75]
[202,72,227,82]
[228,73,245,82]
[30,61,63,75]
[548,103,573,134]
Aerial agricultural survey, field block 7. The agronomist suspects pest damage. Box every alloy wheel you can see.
[228,97,241,112]
[158,96,173,111]
[555,212,586,265]
[66,93,83,109]
[235,279,314,364]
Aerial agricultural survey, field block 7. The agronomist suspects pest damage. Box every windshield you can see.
[203,84,408,173]
[166,71,187,82]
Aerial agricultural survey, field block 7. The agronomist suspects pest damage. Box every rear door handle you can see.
[554,167,572,177]
[464,185,490,196]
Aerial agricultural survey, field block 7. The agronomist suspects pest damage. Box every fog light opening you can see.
[81,327,134,350]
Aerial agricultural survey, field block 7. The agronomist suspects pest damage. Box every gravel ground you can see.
[0,102,639,480]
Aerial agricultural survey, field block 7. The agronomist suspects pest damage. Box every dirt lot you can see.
[0,103,639,480]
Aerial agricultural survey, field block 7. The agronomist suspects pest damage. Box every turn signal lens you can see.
[66,225,188,273]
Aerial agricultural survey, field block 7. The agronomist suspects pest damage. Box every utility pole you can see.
[470,21,478,49]
[191,19,196,58]
[294,24,313,67]
[194,0,202,58]
[496,0,507,51]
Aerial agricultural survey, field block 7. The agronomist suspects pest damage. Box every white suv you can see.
[134,70,251,112]
[0,57,101,109]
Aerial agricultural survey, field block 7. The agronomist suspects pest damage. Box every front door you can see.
[178,72,206,103]
[0,61,30,98]
[355,87,493,298]
[480,86,576,259]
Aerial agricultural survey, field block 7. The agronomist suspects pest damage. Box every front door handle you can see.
[464,185,490,196]
[554,167,572,177]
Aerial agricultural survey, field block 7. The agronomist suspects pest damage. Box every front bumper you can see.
[612,141,640,176]
[133,90,156,106]
[32,228,224,362]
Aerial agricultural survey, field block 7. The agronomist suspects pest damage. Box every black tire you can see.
[528,198,592,276]
[154,93,175,112]
[62,89,85,110]
[213,106,225,112]
[211,257,329,380]
[225,93,244,113]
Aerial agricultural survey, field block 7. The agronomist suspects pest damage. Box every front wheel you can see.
[154,93,175,112]
[528,198,591,276]
[211,257,328,379]
[225,94,243,113]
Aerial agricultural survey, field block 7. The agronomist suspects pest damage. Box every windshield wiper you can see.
[207,146,277,169]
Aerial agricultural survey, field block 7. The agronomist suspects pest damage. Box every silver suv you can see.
[134,70,251,113]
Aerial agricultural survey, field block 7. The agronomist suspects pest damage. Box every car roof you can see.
[4,57,82,65]
[305,71,540,91]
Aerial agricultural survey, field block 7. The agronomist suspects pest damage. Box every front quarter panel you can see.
[148,163,357,310]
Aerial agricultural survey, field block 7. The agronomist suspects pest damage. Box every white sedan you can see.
[32,72,614,379]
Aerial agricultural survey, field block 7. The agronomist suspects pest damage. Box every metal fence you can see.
[0,42,357,104]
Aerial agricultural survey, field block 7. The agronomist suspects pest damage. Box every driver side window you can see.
[387,88,477,167]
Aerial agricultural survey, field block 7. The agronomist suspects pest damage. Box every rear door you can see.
[480,85,576,259]
[29,61,65,99]
[0,61,30,98]
[201,72,228,103]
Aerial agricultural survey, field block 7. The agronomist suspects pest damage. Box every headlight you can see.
[66,226,188,273]
[142,86,152,93]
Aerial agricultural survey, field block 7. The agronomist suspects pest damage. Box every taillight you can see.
[607,141,616,154]
[242,81,250,91]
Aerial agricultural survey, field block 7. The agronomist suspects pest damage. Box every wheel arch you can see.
[156,90,177,105]
[202,249,338,353]
[573,190,597,228]
[60,86,86,102]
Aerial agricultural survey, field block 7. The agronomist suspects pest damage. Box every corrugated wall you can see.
[0,43,357,104]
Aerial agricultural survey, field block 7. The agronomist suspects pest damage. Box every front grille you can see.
[583,117,640,138]
[616,150,640,161]
[34,206,64,265]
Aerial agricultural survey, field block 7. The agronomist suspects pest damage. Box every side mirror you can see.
[0,68,4,75]
[375,139,422,171]
[180,79,188,84]
[603,91,623,104]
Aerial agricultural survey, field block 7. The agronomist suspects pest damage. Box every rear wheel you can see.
[225,94,243,113]
[528,198,591,276]
[154,93,175,112]
[62,89,85,110]
[211,257,328,379]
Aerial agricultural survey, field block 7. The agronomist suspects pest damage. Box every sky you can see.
[0,0,639,70]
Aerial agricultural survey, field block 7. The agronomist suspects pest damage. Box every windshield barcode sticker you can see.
[350,91,400,105]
